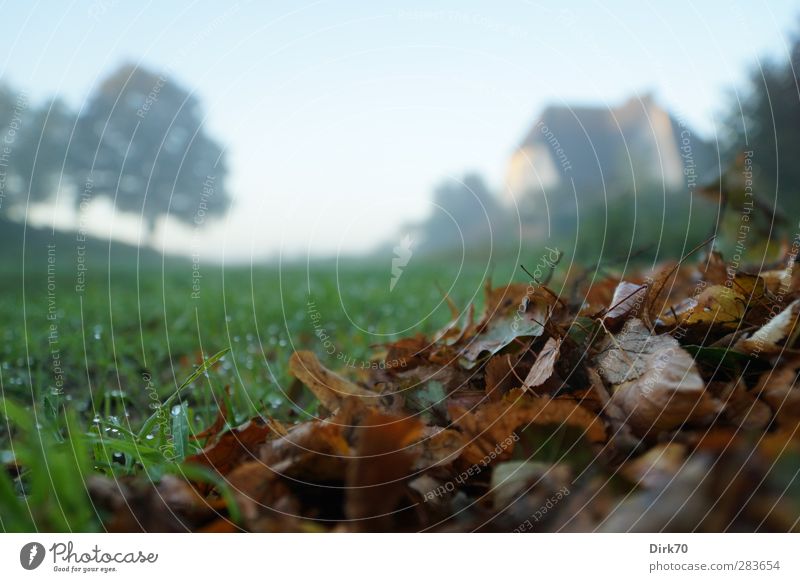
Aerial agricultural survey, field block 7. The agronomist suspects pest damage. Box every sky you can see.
[1,0,798,261]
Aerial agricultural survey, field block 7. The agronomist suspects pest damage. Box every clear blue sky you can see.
[1,0,797,260]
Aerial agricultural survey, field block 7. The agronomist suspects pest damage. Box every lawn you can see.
[0,249,525,530]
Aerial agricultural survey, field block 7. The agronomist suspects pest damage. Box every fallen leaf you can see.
[87,475,216,532]
[594,318,677,385]
[619,443,687,489]
[186,418,276,476]
[289,350,379,411]
[659,285,746,328]
[345,411,423,529]
[736,299,800,355]
[451,389,606,466]
[607,343,721,436]
[522,337,561,391]
[709,379,771,430]
[490,461,570,512]
[383,334,431,371]
[484,354,520,401]
[403,380,448,423]
[602,281,647,327]
[412,427,464,470]
[261,419,351,481]
[730,272,767,301]
[461,283,552,361]
[757,358,800,424]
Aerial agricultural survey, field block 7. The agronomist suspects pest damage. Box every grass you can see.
[0,245,530,531]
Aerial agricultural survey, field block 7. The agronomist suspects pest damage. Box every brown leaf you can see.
[289,350,379,411]
[220,460,277,522]
[757,358,800,425]
[485,354,519,401]
[642,261,681,329]
[606,337,721,435]
[697,250,729,285]
[345,411,423,529]
[88,475,216,532]
[413,427,465,470]
[709,379,771,430]
[383,334,431,371]
[594,318,677,385]
[602,281,647,327]
[490,461,570,513]
[579,276,620,316]
[461,283,553,361]
[758,421,800,459]
[394,362,473,394]
[186,418,276,476]
[619,444,687,489]
[451,389,606,466]
[736,299,800,355]
[760,261,800,298]
[262,419,351,481]
[523,337,561,391]
[659,285,746,328]
[730,272,767,301]
[596,321,721,436]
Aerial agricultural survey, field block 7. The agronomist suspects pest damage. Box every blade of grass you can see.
[137,348,229,440]
[171,402,190,462]
[0,468,29,531]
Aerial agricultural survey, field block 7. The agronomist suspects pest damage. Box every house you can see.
[504,94,713,209]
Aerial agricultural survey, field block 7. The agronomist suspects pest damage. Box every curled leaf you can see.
[659,285,746,328]
[594,318,676,385]
[736,299,800,355]
[523,337,561,391]
[451,389,606,466]
[602,281,647,327]
[461,283,552,361]
[289,350,379,411]
[608,343,721,435]
[186,418,276,476]
[345,411,423,528]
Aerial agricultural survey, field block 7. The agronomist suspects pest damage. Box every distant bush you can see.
[544,183,716,266]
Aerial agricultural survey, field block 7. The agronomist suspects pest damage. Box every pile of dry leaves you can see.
[91,247,800,532]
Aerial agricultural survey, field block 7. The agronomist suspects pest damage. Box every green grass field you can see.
[0,238,532,530]
[0,254,525,422]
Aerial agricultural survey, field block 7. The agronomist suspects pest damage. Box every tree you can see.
[11,98,75,209]
[418,173,508,251]
[0,85,70,218]
[70,64,231,234]
[728,22,800,220]
[0,84,30,218]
